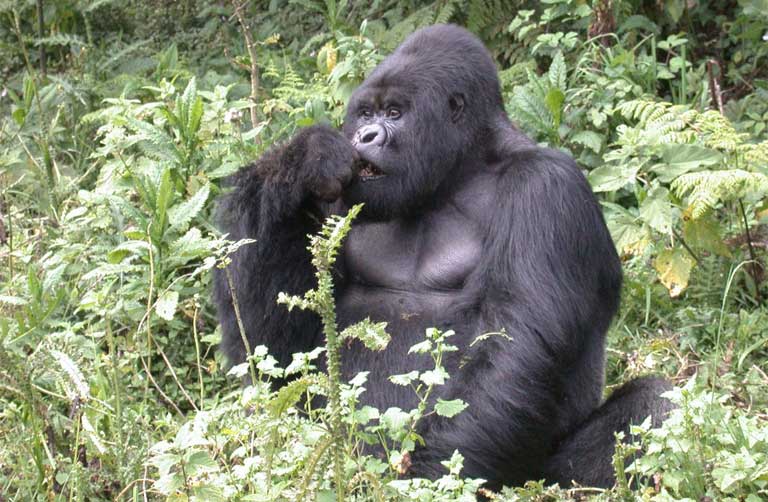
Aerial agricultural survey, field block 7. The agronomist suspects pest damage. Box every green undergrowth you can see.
[1,0,767,500]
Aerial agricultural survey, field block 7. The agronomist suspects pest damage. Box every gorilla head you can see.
[341,25,505,220]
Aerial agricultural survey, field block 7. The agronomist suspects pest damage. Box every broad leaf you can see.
[639,185,678,233]
[683,215,731,257]
[654,248,695,297]
[650,144,722,183]
[434,398,468,418]
[156,290,179,321]
[169,183,210,230]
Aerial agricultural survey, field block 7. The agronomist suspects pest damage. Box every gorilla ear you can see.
[449,93,465,122]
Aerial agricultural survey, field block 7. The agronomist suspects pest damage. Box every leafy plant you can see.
[591,100,768,297]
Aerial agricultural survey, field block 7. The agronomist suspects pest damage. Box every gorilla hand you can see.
[290,124,358,202]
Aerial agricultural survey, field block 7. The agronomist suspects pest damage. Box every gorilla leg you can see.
[545,376,674,488]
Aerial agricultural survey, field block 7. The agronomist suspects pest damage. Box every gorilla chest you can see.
[342,212,483,297]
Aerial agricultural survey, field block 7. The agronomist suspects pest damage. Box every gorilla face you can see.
[341,25,504,220]
[341,81,460,220]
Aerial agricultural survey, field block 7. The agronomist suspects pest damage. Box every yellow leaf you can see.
[654,248,695,297]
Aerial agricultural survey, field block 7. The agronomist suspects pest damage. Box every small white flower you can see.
[224,109,243,123]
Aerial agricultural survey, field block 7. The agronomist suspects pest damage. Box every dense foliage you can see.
[0,0,767,500]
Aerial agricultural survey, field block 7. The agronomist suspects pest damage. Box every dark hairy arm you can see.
[212,125,357,367]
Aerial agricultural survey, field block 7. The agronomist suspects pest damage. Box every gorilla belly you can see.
[337,285,466,409]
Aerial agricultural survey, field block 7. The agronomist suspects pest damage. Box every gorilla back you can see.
[213,24,672,490]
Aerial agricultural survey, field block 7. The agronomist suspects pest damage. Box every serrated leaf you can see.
[156,290,179,321]
[340,317,390,351]
[434,398,468,418]
[125,117,178,163]
[420,367,449,386]
[604,202,651,255]
[0,295,28,305]
[389,371,419,386]
[639,186,678,233]
[650,144,723,183]
[169,184,210,230]
[548,52,567,90]
[380,407,410,433]
[268,376,312,417]
[408,339,432,354]
[571,130,603,153]
[185,450,217,475]
[588,164,639,192]
[654,248,695,297]
[155,168,173,234]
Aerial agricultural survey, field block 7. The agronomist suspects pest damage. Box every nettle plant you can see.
[150,207,480,501]
[74,77,257,401]
[628,377,768,501]
[589,100,768,297]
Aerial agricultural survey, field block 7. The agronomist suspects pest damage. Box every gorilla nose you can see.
[355,124,386,147]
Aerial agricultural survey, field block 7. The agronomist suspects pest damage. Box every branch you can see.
[707,59,725,115]
[37,0,46,77]
[232,0,260,137]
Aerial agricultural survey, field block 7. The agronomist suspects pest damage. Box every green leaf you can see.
[548,51,567,90]
[420,367,449,386]
[268,376,312,417]
[603,202,650,255]
[389,370,419,386]
[639,185,678,233]
[544,88,565,127]
[650,144,723,183]
[12,108,26,126]
[571,131,603,153]
[169,184,210,230]
[155,167,173,234]
[156,290,179,321]
[664,0,684,23]
[184,450,217,476]
[107,240,151,264]
[380,407,410,433]
[340,317,390,351]
[125,117,179,163]
[180,77,201,138]
[683,216,731,257]
[434,398,468,418]
[316,490,336,502]
[653,248,695,297]
[588,164,639,192]
[408,339,432,354]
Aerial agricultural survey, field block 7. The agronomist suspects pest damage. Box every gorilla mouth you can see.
[356,159,386,181]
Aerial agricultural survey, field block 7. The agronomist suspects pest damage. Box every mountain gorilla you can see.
[213,24,672,489]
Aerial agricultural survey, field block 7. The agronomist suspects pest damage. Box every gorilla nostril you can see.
[361,130,379,144]
[356,124,386,146]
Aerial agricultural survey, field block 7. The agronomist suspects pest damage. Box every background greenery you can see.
[1,0,767,500]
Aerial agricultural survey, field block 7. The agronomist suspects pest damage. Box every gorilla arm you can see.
[213,125,357,367]
[409,149,623,487]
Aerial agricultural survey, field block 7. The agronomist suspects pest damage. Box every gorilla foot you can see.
[544,376,674,488]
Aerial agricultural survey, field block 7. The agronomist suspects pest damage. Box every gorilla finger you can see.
[312,178,343,202]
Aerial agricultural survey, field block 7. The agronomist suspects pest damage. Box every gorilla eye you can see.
[386,107,401,119]
[360,109,373,119]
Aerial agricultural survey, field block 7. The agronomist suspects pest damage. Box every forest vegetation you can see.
[0,0,767,500]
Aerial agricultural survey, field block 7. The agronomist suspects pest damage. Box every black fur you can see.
[213,24,672,490]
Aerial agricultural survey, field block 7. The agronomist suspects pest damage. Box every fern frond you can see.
[743,140,768,169]
[694,110,747,152]
[672,170,768,218]
[434,0,463,24]
[616,100,697,144]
